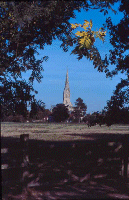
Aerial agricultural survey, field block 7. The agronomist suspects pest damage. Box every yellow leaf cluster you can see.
[75,31,85,37]
[79,37,85,45]
[71,20,106,49]
[78,32,93,49]
[71,24,78,29]
[75,23,79,27]
[71,20,92,31]
[83,20,89,30]
[99,31,106,36]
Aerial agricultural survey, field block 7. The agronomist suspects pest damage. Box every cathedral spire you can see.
[63,70,73,113]
[65,69,69,86]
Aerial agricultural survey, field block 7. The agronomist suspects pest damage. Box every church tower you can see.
[63,70,73,112]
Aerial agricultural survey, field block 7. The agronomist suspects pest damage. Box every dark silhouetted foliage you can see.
[1,1,128,119]
[72,98,87,123]
[52,104,69,122]
[30,100,45,120]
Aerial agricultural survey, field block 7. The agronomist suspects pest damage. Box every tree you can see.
[52,104,69,122]
[30,100,45,120]
[1,1,120,105]
[65,20,107,73]
[68,0,129,104]
[105,0,129,77]
[83,114,97,127]
[73,98,87,123]
[119,107,129,124]
[95,112,105,126]
[0,1,84,104]
[1,80,32,121]
[104,92,129,125]
[1,1,128,118]
[104,0,129,105]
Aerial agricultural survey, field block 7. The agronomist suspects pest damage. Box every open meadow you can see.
[1,122,129,199]
[1,122,129,141]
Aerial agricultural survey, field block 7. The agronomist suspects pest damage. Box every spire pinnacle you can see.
[65,69,69,86]
[63,69,73,112]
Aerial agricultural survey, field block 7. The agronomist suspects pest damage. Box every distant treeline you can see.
[1,102,129,126]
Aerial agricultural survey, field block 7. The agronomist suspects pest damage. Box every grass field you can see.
[1,122,129,141]
[1,122,129,199]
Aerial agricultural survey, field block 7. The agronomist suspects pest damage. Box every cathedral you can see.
[63,70,73,113]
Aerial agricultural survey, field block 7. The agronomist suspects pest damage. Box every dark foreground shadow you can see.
[1,134,129,199]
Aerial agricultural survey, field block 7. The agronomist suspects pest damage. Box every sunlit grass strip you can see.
[1,122,129,141]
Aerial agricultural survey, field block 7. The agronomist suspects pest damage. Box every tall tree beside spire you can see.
[73,98,87,123]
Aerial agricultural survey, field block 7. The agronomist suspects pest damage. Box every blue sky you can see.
[27,3,125,113]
